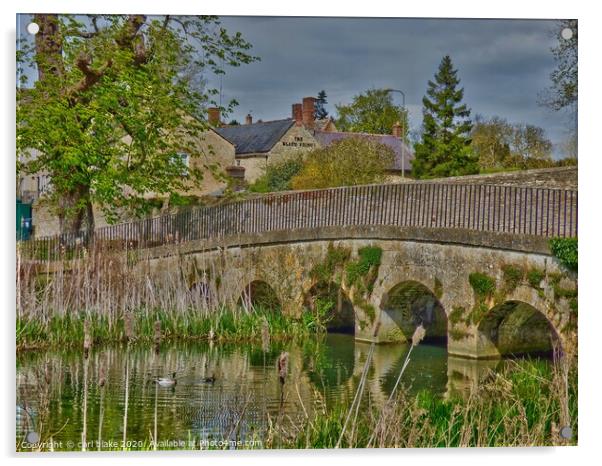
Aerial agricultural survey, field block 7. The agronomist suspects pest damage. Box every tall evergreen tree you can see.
[413,55,477,178]
[315,90,328,119]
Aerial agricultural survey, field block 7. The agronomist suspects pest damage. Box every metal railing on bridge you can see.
[19,182,578,261]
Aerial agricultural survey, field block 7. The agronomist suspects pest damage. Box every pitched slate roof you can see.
[215,119,295,155]
[312,130,414,172]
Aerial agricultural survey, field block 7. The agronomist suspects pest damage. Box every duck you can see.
[155,372,177,388]
[202,373,216,384]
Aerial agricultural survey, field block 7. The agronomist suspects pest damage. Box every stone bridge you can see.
[140,223,577,360]
[30,175,578,360]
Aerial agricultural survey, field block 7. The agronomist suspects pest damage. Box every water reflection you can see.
[446,357,500,397]
[16,335,550,450]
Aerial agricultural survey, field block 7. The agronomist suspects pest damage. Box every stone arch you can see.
[237,280,281,312]
[379,280,447,343]
[304,281,355,334]
[476,300,561,358]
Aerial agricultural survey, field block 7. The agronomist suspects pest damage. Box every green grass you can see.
[16,306,314,351]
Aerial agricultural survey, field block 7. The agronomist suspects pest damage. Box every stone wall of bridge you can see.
[422,166,577,189]
[139,228,577,359]
[29,176,577,257]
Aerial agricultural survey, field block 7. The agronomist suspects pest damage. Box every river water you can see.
[16,334,548,450]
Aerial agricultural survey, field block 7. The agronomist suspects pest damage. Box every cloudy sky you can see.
[17,15,576,157]
[210,16,574,157]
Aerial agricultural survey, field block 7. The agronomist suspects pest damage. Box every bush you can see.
[291,137,395,190]
[549,237,578,272]
[249,155,304,193]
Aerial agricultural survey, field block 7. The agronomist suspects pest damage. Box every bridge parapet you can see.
[21,182,577,260]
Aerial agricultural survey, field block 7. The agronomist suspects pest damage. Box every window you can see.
[177,152,190,176]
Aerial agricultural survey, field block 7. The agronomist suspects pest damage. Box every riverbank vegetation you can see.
[16,306,324,351]
[268,357,577,448]
[16,353,576,451]
[16,241,337,351]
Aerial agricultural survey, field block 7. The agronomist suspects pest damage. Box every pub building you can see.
[190,96,414,196]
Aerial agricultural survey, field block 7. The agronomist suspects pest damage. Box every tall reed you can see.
[269,356,578,448]
[17,241,313,350]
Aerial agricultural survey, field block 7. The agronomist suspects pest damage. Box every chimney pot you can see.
[292,103,303,125]
[245,114,253,125]
[392,121,402,138]
[208,107,221,126]
[302,97,316,129]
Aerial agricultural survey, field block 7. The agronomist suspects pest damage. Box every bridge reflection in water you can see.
[16,335,549,448]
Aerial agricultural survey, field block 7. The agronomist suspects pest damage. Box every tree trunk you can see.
[57,186,94,237]
[33,14,64,81]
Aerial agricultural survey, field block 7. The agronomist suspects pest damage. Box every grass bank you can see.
[16,306,326,351]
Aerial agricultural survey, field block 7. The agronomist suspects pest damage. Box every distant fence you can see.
[19,182,578,260]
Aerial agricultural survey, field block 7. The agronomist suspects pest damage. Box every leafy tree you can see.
[471,115,513,170]
[228,119,240,125]
[471,116,553,171]
[540,20,577,112]
[511,124,553,164]
[17,14,258,234]
[314,90,328,119]
[413,55,477,178]
[249,154,304,193]
[290,138,394,190]
[334,88,408,136]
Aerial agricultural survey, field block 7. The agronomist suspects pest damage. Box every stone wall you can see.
[32,202,121,238]
[422,166,577,190]
[187,130,237,196]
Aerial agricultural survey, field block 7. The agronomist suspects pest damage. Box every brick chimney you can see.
[292,103,303,126]
[302,97,316,128]
[208,107,221,126]
[225,165,246,191]
[392,121,402,138]
[245,113,253,125]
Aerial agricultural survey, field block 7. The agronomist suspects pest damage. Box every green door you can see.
[16,199,32,241]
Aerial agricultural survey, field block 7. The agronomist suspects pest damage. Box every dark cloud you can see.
[212,17,574,157]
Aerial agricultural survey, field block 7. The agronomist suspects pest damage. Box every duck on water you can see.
[154,372,216,387]
[155,372,177,388]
